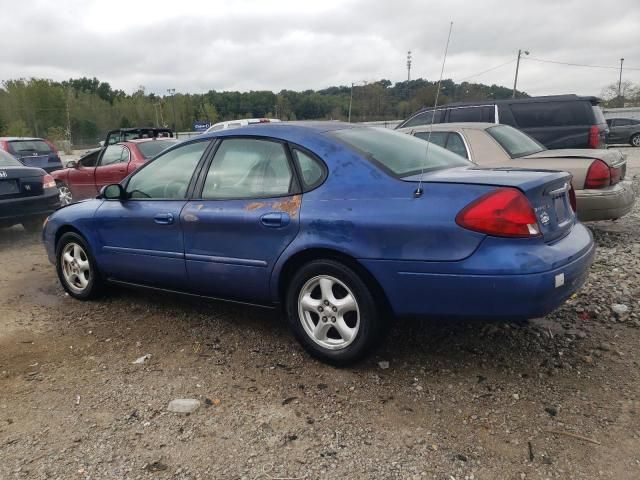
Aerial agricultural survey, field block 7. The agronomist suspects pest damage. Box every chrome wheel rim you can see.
[632,136,640,147]
[298,275,360,350]
[59,185,72,205]
[61,242,91,293]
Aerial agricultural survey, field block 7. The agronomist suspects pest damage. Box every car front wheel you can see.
[630,133,640,147]
[56,232,102,299]
[286,259,387,365]
[57,182,73,205]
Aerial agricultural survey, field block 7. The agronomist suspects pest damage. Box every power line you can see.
[459,59,515,82]
[525,56,640,71]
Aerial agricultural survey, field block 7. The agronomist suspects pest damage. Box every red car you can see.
[52,138,177,204]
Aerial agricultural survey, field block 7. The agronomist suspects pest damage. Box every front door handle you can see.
[154,213,174,225]
[260,212,290,228]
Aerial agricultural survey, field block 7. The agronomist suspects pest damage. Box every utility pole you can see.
[512,49,529,98]
[407,51,412,82]
[66,89,72,145]
[167,88,177,130]
[348,82,354,123]
[618,57,625,106]
[153,103,160,127]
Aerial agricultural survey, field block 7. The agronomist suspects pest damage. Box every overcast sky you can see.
[1,0,639,97]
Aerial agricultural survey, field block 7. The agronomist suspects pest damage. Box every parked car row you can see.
[398,123,634,222]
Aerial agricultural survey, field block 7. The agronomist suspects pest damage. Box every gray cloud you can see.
[1,0,639,98]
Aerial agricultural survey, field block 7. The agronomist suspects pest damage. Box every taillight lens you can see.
[588,125,601,149]
[610,166,622,185]
[456,187,541,238]
[584,159,610,189]
[43,174,56,189]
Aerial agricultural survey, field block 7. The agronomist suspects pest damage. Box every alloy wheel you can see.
[58,185,73,205]
[298,275,360,350]
[60,242,91,293]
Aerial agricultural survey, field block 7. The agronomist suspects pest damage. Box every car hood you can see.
[525,148,625,166]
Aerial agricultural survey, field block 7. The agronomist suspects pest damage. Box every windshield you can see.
[0,150,23,167]
[8,139,53,155]
[331,127,470,177]
[136,140,178,159]
[486,125,545,158]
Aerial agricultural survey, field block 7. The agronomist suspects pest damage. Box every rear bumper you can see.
[576,180,635,221]
[361,223,595,320]
[0,189,60,225]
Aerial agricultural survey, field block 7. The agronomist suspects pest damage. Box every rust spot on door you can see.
[245,202,266,211]
[272,195,302,217]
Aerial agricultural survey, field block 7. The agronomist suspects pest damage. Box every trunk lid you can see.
[403,166,575,243]
[0,166,45,199]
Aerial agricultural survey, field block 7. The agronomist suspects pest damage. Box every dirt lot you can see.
[1,148,640,480]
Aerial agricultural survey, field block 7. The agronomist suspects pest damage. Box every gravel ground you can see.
[1,147,639,480]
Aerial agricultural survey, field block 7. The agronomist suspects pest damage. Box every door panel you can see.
[95,162,129,191]
[182,138,301,304]
[182,196,300,304]
[67,166,97,200]
[95,200,188,288]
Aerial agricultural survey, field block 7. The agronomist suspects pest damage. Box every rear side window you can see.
[414,131,447,147]
[591,105,606,125]
[202,139,294,199]
[0,150,22,167]
[292,148,325,190]
[332,127,470,177]
[510,101,591,128]
[8,140,53,155]
[448,106,484,122]
[446,133,468,158]
[487,125,545,158]
[137,140,178,159]
[402,109,444,128]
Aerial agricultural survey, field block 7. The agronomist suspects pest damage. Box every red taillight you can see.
[610,166,622,185]
[43,174,56,189]
[569,185,577,212]
[588,125,600,149]
[456,188,541,238]
[584,159,610,189]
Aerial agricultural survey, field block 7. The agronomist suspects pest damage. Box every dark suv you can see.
[397,95,608,150]
[606,118,640,147]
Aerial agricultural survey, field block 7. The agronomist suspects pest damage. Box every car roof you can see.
[0,137,44,141]
[198,121,361,140]
[404,122,496,131]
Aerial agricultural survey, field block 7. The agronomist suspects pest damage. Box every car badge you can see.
[0,170,6,178]
[25,184,31,191]
[539,210,550,225]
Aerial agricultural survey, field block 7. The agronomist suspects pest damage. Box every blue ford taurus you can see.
[43,122,595,364]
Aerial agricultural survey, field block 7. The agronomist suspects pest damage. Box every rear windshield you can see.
[0,150,22,167]
[487,125,545,158]
[136,139,178,159]
[331,127,470,177]
[8,139,53,155]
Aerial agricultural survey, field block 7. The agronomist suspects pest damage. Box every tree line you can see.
[0,76,519,147]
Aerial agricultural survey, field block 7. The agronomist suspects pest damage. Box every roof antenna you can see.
[415,21,454,198]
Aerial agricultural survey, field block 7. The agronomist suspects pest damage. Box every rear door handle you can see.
[154,213,174,225]
[260,212,290,228]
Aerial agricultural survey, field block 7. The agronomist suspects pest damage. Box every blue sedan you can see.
[43,122,595,365]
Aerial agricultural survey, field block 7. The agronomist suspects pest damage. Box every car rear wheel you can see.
[56,232,102,299]
[631,134,640,147]
[286,259,387,365]
[57,182,73,205]
[21,216,47,233]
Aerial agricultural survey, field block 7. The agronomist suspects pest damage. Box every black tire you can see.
[21,216,47,233]
[55,232,103,300]
[285,259,387,366]
[630,133,640,147]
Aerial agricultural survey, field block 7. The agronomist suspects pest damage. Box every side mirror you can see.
[65,160,78,169]
[100,184,126,200]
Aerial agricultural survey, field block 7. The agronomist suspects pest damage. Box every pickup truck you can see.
[51,128,177,204]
